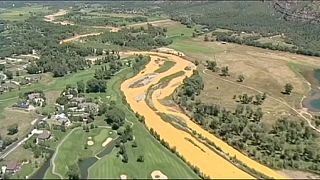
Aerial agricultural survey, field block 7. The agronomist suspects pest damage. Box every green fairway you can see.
[154,60,176,73]
[168,38,221,55]
[88,67,199,179]
[50,127,115,178]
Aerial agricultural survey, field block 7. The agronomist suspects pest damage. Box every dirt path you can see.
[121,51,287,179]
[59,32,102,44]
[45,10,171,45]
[44,9,74,25]
[202,69,320,133]
[127,19,172,27]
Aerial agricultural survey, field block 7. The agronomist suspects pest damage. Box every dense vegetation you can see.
[60,11,148,27]
[173,71,320,174]
[159,1,320,56]
[88,24,171,50]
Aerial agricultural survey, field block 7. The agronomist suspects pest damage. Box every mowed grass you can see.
[88,68,199,179]
[52,127,114,178]
[0,5,50,21]
[154,60,176,73]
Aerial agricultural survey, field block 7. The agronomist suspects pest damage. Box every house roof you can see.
[38,130,51,140]
[6,161,18,170]
[55,113,69,123]
[28,93,41,100]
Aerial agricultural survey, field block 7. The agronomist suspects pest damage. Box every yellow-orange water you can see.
[121,51,287,179]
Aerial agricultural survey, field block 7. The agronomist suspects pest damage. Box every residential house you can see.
[28,92,44,106]
[6,161,20,174]
[55,113,71,126]
[36,130,51,144]
[28,93,41,100]
[15,101,29,109]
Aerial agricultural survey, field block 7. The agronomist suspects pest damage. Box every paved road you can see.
[0,117,44,159]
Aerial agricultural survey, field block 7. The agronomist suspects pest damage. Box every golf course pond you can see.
[30,138,119,179]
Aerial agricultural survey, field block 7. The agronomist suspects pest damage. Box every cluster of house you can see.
[59,94,99,124]
[0,129,52,177]
[14,92,45,111]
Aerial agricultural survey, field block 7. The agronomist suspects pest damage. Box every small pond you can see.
[79,137,120,179]
[29,150,54,179]
[302,69,320,112]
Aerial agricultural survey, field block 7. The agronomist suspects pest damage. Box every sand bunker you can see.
[102,137,113,147]
[151,170,168,180]
[87,140,94,146]
[120,174,127,180]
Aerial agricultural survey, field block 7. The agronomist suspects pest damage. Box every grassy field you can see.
[154,60,176,73]
[88,67,199,179]
[0,5,50,21]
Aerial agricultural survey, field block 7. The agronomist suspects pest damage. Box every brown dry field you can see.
[174,36,320,126]
[0,108,38,139]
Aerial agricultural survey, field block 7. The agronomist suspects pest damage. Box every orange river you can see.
[120,51,288,179]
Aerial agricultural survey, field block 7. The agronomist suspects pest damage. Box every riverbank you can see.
[121,51,286,179]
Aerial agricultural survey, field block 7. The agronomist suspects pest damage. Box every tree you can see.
[284,83,294,95]
[105,106,125,130]
[4,70,13,79]
[204,34,209,41]
[132,141,138,148]
[137,155,144,162]
[254,94,263,105]
[221,66,229,76]
[7,124,18,135]
[77,80,85,93]
[0,64,5,71]
[122,153,128,163]
[262,92,267,100]
[253,107,263,122]
[206,61,217,72]
[86,79,106,93]
[67,164,80,179]
[238,74,245,82]
[56,96,68,105]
